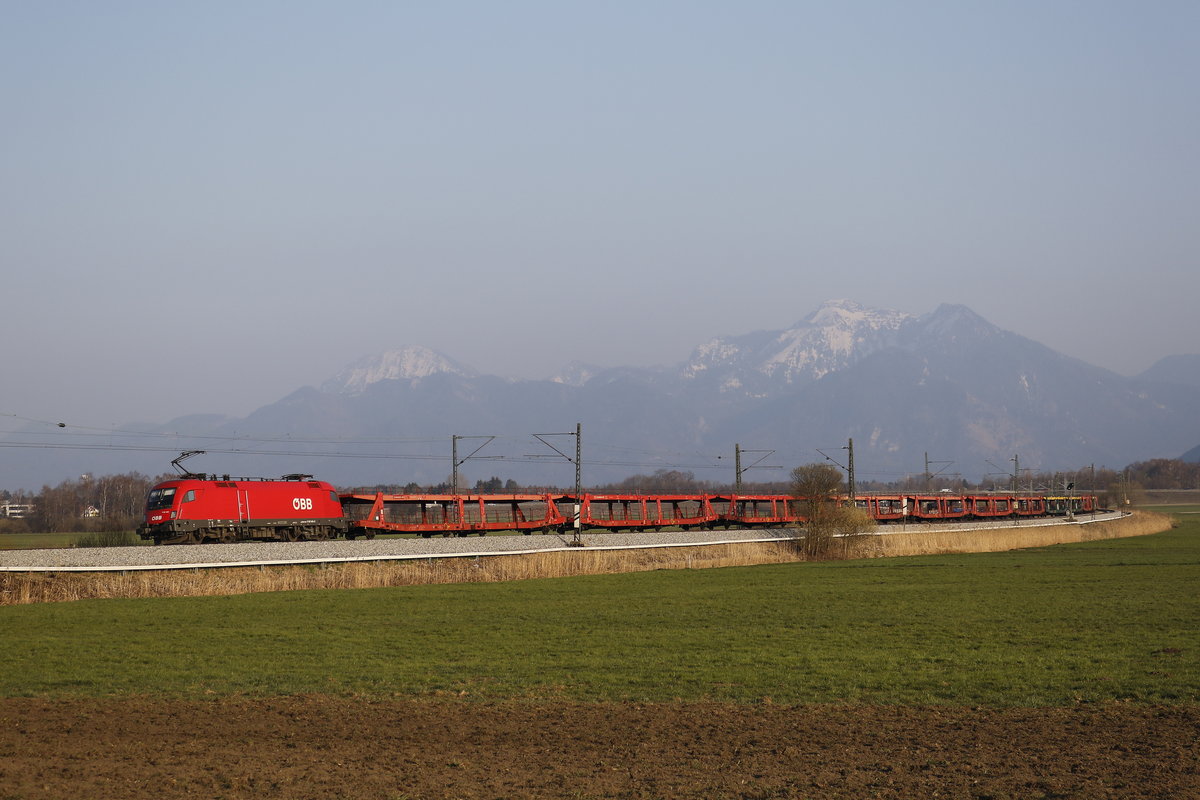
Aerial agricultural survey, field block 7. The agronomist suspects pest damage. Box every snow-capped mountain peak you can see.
[683,300,912,388]
[322,346,476,394]
[798,298,910,330]
[549,361,604,387]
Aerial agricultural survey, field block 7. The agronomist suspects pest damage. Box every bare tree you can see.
[791,463,874,559]
[30,472,157,533]
[600,469,714,494]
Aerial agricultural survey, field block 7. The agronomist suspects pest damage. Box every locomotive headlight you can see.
[170,511,177,519]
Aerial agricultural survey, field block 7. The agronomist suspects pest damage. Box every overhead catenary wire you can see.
[1,411,962,482]
[0,416,734,472]
[2,417,725,465]
[0,438,745,471]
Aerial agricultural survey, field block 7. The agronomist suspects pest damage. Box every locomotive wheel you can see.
[281,528,300,542]
[218,530,237,544]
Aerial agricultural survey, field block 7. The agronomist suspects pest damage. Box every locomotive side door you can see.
[236,489,250,522]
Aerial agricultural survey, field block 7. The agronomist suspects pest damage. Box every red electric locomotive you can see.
[137,473,347,545]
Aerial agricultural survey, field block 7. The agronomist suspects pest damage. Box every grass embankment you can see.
[0,517,1195,705]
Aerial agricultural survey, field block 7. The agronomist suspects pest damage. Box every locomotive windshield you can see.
[146,487,177,510]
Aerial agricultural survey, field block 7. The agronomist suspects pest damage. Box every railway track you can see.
[0,513,1123,573]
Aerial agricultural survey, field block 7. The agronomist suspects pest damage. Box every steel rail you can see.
[0,513,1126,574]
[0,533,796,573]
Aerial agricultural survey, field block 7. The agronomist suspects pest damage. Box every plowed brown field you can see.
[1,697,1196,799]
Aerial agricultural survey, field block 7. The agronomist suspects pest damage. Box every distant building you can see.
[1,503,34,518]
[82,505,101,518]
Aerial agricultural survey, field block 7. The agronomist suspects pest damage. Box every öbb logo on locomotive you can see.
[136,471,1099,545]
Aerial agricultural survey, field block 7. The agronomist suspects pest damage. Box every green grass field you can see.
[0,531,151,549]
[1149,504,1200,516]
[1,519,1196,706]
[0,532,93,550]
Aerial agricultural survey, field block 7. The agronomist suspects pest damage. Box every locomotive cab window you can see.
[147,487,177,510]
[183,490,196,502]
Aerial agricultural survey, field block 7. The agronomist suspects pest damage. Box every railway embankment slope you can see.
[0,511,1172,605]
[861,510,1171,558]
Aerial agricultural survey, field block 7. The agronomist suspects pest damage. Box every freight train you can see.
[136,472,1099,545]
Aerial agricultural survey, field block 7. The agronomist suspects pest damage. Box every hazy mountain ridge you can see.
[1137,354,1200,389]
[315,302,1003,401]
[201,300,1200,484]
[4,300,1200,489]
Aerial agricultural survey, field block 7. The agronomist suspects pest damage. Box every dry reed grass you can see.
[847,511,1173,559]
[0,543,804,606]
[0,512,1171,606]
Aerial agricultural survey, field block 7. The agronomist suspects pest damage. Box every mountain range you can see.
[5,300,1200,490]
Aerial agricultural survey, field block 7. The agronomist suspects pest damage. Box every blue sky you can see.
[3,1,1197,427]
